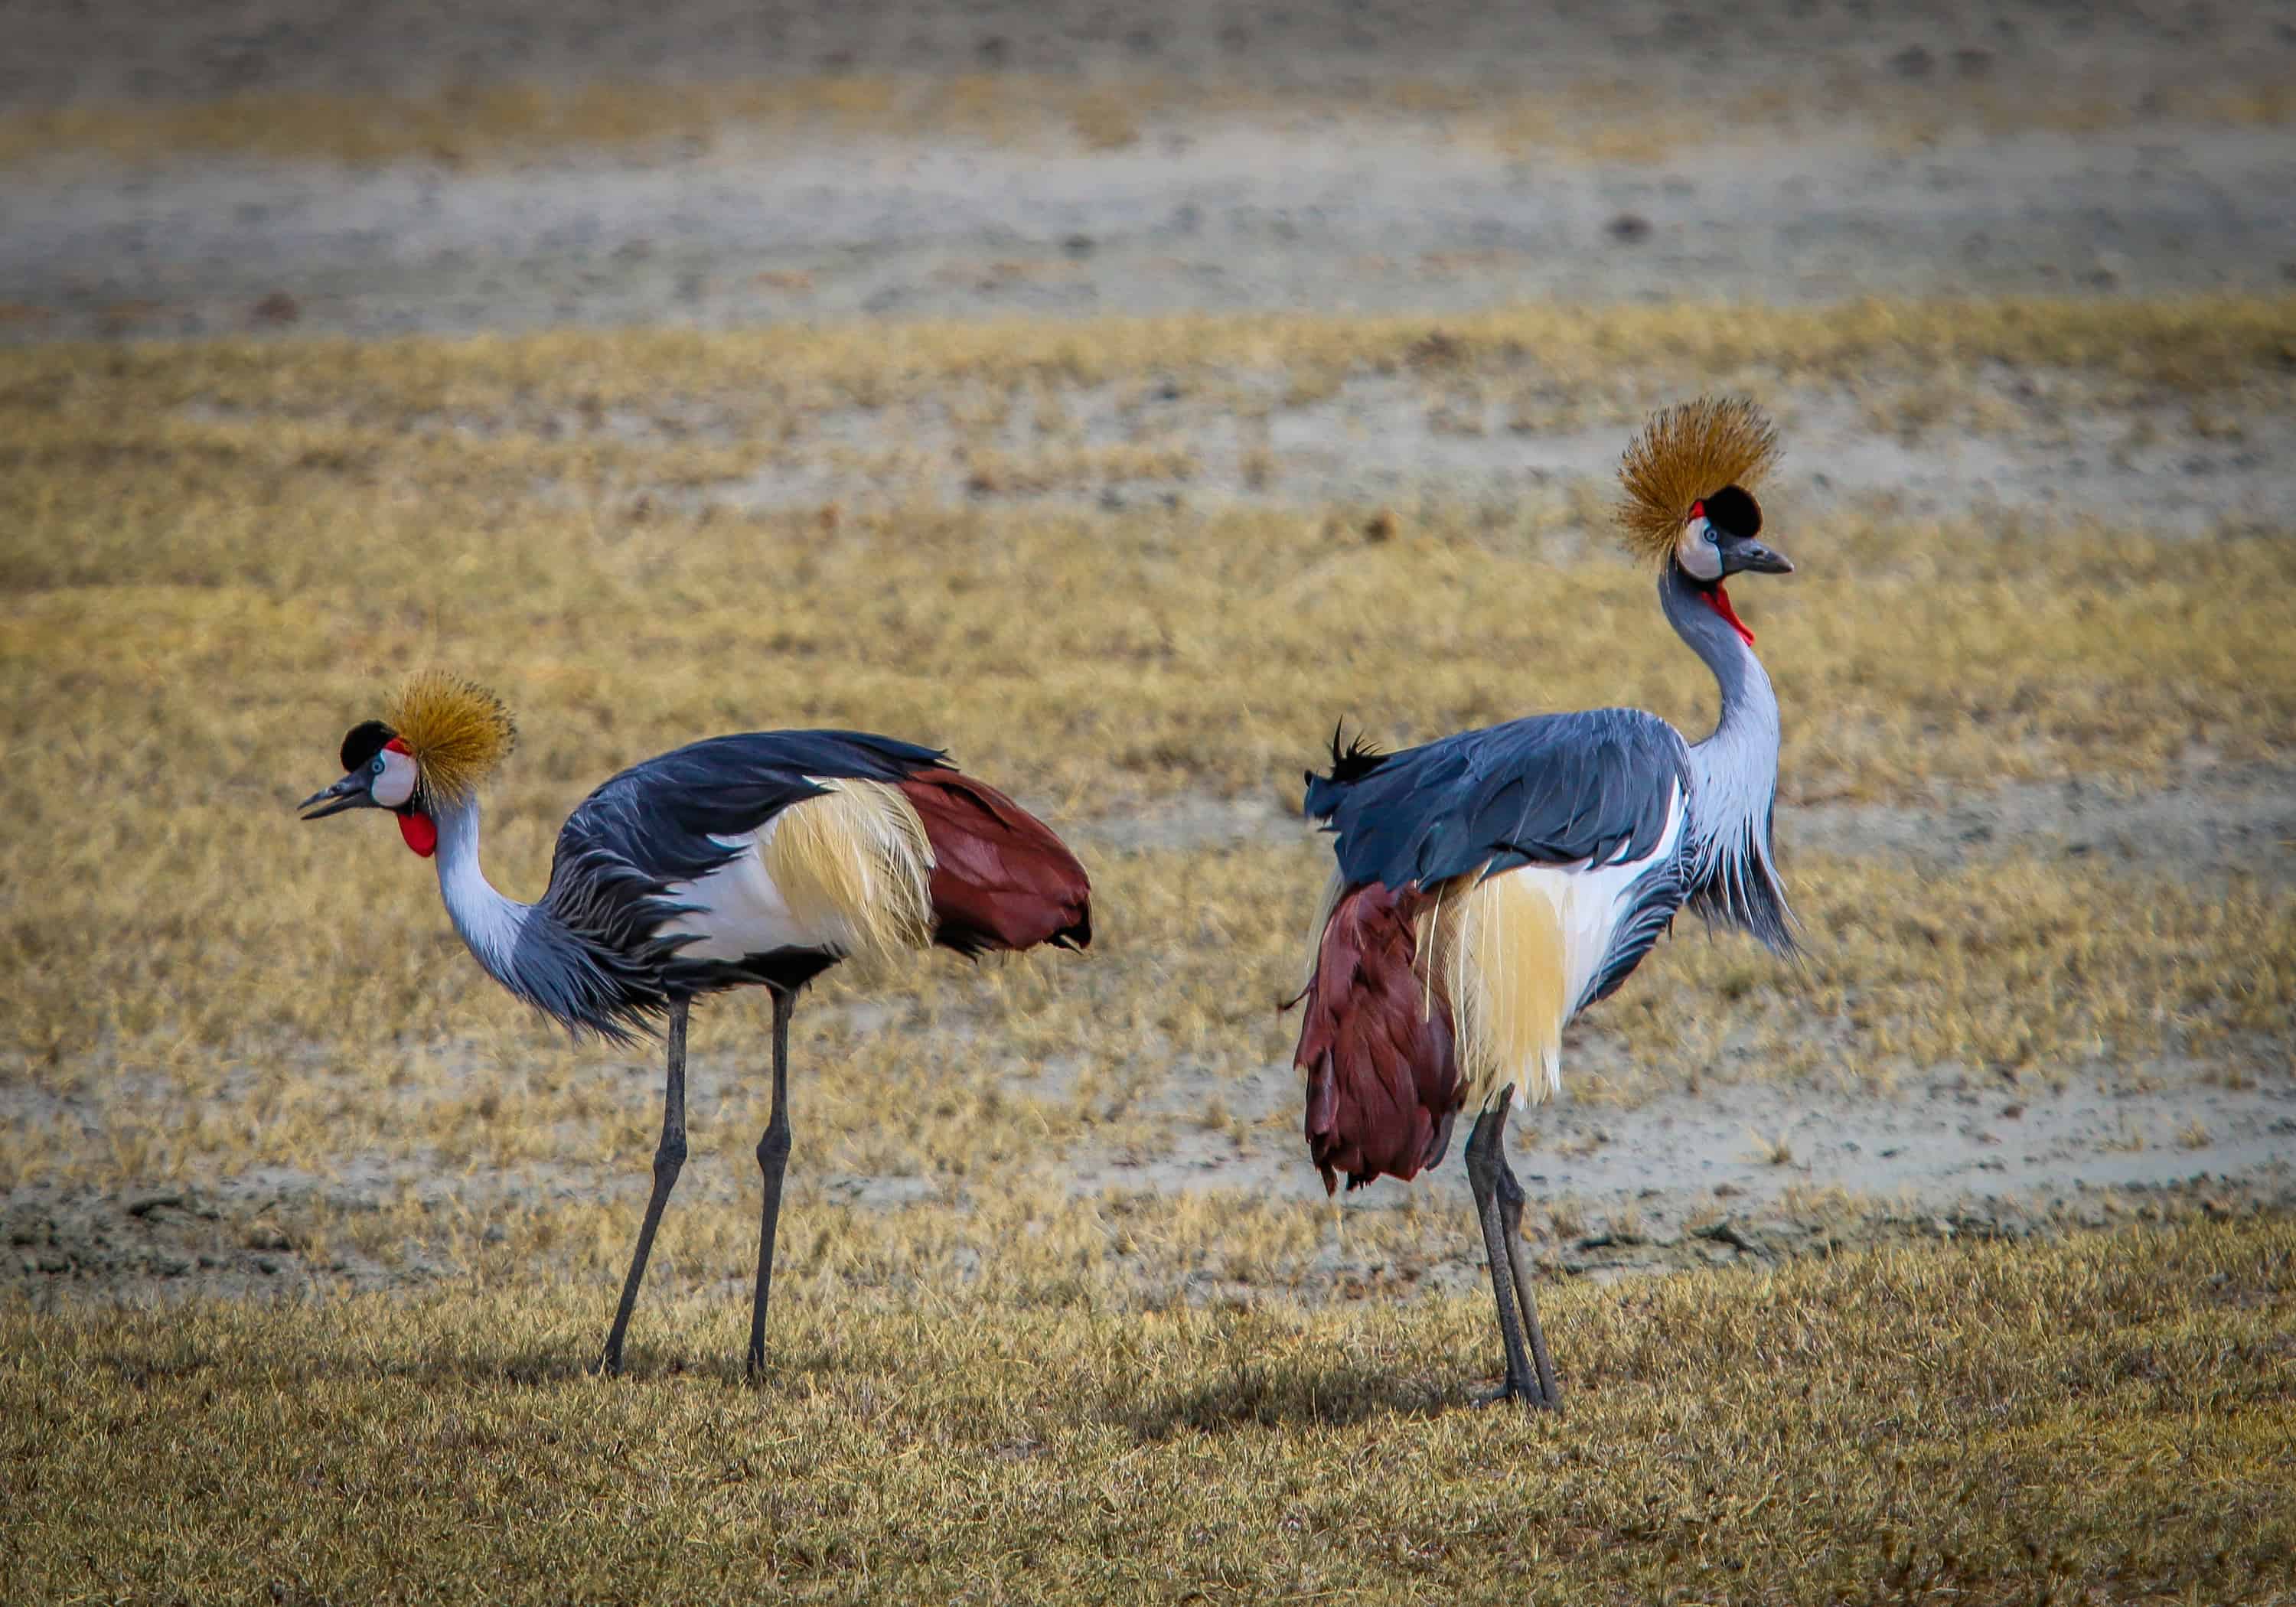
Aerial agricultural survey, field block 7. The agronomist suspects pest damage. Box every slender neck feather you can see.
[429,794,667,1041]
[1657,563,1799,956]
[431,795,538,999]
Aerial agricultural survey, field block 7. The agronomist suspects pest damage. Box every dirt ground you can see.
[5,2,2296,340]
[2,0,2292,1314]
[11,0,2294,106]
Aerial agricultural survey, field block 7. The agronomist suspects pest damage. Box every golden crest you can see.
[384,671,517,804]
[1616,396,1780,565]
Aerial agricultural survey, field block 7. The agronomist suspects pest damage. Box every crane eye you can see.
[1704,524,1722,545]
[370,756,387,776]
[370,747,418,809]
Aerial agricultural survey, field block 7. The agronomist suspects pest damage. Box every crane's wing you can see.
[468,732,941,1041]
[1304,708,1690,889]
[549,729,946,898]
[534,730,944,979]
[554,729,946,890]
[544,728,1088,991]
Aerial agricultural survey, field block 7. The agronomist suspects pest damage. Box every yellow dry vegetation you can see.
[8,292,2291,414]
[2,306,2292,1601]
[3,72,2291,168]
[4,1222,2292,1602]
[956,439,1195,495]
[2,308,2291,1186]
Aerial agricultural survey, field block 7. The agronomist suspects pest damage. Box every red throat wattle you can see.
[1703,584,1755,647]
[398,810,438,858]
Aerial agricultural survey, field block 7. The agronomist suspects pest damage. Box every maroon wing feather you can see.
[1294,884,1462,1193]
[896,769,1091,954]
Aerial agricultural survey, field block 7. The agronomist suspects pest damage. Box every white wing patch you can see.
[656,821,822,963]
[1560,782,1685,1019]
[654,779,936,966]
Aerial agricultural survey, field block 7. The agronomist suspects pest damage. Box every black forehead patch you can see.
[1703,484,1763,539]
[339,719,396,772]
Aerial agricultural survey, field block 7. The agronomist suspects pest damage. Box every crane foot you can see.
[1472,1378,1561,1412]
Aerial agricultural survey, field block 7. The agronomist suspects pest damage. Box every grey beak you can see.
[1733,542,1794,575]
[298,773,373,820]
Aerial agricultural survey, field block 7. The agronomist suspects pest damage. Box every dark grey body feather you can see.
[1588,857,1692,1008]
[1306,709,1688,889]
[1684,795,1799,958]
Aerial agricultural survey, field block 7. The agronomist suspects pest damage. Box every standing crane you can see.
[299,673,1090,1377]
[1292,397,1800,1410]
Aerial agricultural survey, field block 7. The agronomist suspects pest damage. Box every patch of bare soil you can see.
[9,0,2293,109]
[11,1079,2289,1309]
[3,1185,403,1304]
[1790,766,2296,888]
[8,124,2293,344]
[7,0,2296,341]
[618,373,2296,535]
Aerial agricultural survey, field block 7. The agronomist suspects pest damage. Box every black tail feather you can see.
[1303,719,1393,822]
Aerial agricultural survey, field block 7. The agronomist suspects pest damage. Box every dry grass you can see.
[4,1221,2292,1603]
[3,72,2291,170]
[957,439,1194,494]
[8,294,2289,413]
[1,313,2292,1209]
[2,308,2293,1599]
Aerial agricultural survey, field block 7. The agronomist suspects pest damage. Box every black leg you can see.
[746,986,795,1379]
[1463,1094,1538,1405]
[599,998,690,1376]
[1464,1088,1560,1409]
[1491,1126,1563,1410]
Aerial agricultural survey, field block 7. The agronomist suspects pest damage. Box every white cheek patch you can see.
[1675,522,1723,581]
[371,748,419,809]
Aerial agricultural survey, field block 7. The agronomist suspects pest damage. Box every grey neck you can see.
[1658,563,1779,800]
[1657,564,1799,956]
[429,794,663,1038]
[431,795,536,998]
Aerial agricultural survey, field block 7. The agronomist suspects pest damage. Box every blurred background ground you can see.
[2,6,2294,1599]
[5,0,2296,338]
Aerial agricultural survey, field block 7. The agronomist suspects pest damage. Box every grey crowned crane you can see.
[299,673,1091,1376]
[1292,397,1801,1410]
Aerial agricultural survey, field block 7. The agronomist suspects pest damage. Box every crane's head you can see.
[298,672,517,858]
[1617,396,1793,646]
